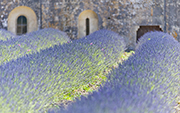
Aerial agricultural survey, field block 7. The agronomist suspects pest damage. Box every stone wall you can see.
[0,0,179,50]
[166,0,180,42]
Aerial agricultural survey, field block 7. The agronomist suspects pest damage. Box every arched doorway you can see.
[137,26,163,43]
[78,10,98,38]
[8,6,37,35]
[17,16,27,35]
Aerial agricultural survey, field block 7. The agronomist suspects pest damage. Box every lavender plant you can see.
[0,28,71,65]
[135,31,168,50]
[73,29,127,69]
[0,29,126,112]
[0,29,16,41]
[48,31,180,113]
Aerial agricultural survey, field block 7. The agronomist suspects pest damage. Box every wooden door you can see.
[137,26,163,42]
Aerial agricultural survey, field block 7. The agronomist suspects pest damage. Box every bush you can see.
[0,28,71,65]
[48,31,179,113]
[0,29,16,41]
[135,31,168,50]
[0,29,126,113]
[74,29,127,67]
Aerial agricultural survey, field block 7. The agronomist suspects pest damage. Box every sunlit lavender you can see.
[48,31,180,113]
[0,28,71,65]
[0,29,126,112]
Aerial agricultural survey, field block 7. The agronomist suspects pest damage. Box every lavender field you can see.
[0,29,16,41]
[0,29,179,113]
[0,29,129,113]
[48,31,180,113]
[0,28,71,65]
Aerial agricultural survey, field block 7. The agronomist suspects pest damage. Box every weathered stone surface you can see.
[0,0,179,50]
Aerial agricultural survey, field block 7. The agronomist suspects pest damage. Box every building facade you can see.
[0,0,179,50]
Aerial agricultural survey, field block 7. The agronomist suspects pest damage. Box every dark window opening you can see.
[86,18,90,36]
[17,16,27,35]
[137,26,163,43]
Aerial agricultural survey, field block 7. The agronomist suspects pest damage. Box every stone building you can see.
[0,0,179,50]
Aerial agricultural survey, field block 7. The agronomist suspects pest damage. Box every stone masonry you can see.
[0,0,179,50]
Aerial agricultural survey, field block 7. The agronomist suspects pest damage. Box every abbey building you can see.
[0,0,179,50]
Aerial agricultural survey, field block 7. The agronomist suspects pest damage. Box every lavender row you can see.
[0,29,126,112]
[0,29,16,41]
[73,29,127,67]
[48,31,180,113]
[0,28,71,65]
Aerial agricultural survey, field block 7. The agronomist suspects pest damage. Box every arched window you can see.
[78,10,98,38]
[17,16,27,35]
[86,18,90,36]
